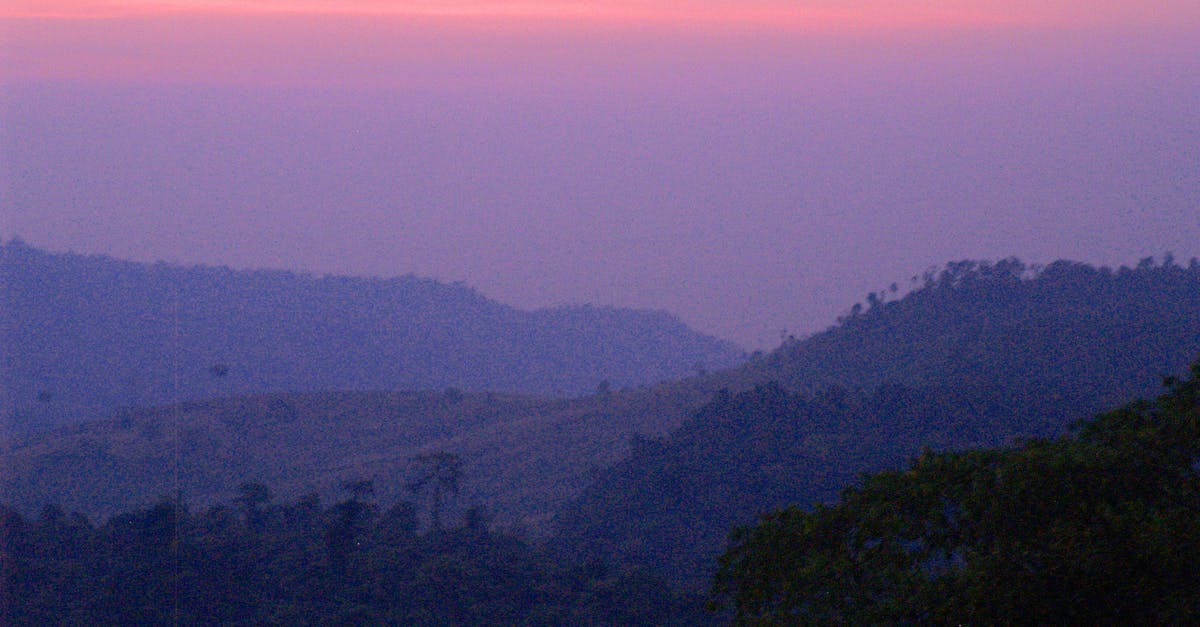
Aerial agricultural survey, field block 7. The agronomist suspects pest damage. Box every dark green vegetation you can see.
[0,486,707,625]
[0,239,741,434]
[553,256,1200,585]
[711,359,1200,624]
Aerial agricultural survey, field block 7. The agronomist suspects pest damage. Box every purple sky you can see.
[2,9,1198,349]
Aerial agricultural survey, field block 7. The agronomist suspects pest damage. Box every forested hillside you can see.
[711,359,1200,623]
[3,255,1197,574]
[554,379,1090,587]
[555,257,1200,586]
[0,240,741,434]
[730,257,1200,407]
[5,361,1196,624]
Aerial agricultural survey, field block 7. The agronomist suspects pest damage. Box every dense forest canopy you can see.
[553,377,1088,587]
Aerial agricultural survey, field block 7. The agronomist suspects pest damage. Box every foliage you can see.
[0,489,708,625]
[406,452,463,531]
[710,360,1200,624]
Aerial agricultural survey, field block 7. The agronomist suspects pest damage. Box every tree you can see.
[234,481,271,531]
[710,358,1200,624]
[325,480,377,575]
[406,452,462,531]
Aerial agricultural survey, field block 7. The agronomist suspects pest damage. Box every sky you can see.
[2,2,1198,349]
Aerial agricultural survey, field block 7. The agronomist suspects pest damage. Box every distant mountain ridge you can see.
[722,256,1200,406]
[0,240,742,434]
[3,254,1198,562]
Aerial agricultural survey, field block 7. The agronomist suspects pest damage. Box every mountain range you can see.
[3,252,1198,588]
[0,239,741,435]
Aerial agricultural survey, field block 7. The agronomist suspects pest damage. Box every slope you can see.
[4,256,1197,549]
[0,239,741,435]
[552,257,1200,586]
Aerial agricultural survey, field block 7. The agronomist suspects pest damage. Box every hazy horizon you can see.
[3,1,1198,349]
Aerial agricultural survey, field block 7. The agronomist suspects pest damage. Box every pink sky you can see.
[3,0,1198,348]
[0,0,1105,23]
[7,0,1199,30]
[3,0,1197,87]
[4,1,1197,87]
[4,0,1198,87]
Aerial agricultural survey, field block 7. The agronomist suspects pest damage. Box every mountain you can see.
[0,239,741,435]
[552,257,1200,586]
[725,257,1200,405]
[3,256,1198,566]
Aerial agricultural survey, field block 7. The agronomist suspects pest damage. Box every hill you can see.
[3,256,1198,555]
[0,386,714,528]
[0,239,741,434]
[710,360,1200,623]
[2,390,545,521]
[552,256,1200,586]
[726,257,1200,405]
[553,379,1091,587]
[460,256,1199,541]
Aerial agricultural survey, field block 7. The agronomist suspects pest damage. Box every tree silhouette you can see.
[234,481,271,531]
[326,479,377,574]
[406,452,462,531]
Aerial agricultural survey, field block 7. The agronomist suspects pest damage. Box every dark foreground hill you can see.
[3,256,1198,566]
[0,240,741,434]
[709,360,1200,623]
[4,349,1195,625]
